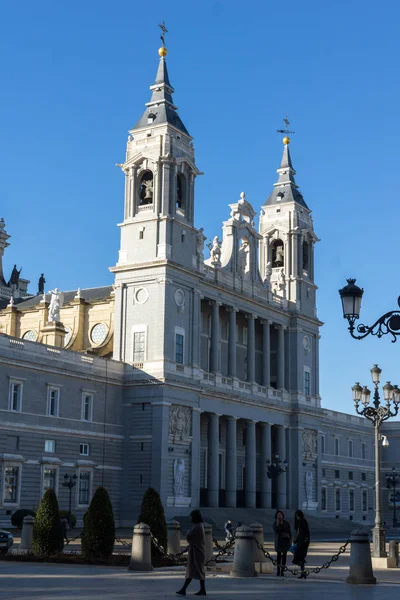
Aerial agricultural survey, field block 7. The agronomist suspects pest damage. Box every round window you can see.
[90,323,108,345]
[22,330,37,342]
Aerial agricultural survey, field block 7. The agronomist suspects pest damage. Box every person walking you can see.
[273,510,292,576]
[292,509,310,579]
[176,509,206,596]
[224,520,235,541]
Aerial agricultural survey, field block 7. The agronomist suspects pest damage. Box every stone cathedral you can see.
[0,42,398,527]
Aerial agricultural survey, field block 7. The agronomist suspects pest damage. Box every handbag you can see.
[289,543,297,554]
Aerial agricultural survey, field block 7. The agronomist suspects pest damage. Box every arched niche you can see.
[176,173,186,212]
[272,239,284,268]
[139,170,154,206]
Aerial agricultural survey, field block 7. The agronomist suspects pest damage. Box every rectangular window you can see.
[47,387,59,417]
[133,331,146,363]
[362,442,366,460]
[349,488,355,512]
[362,490,368,512]
[9,381,22,412]
[335,488,341,511]
[335,469,340,479]
[349,471,353,480]
[321,487,327,511]
[304,370,310,396]
[243,327,248,345]
[335,438,339,456]
[175,333,184,364]
[322,468,326,478]
[80,443,90,456]
[78,471,91,505]
[4,466,19,503]
[43,468,56,492]
[81,394,93,422]
[44,440,55,453]
[361,472,366,482]
[348,440,353,457]
[320,435,325,455]
[242,427,246,447]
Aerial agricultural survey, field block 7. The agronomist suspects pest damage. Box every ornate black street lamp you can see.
[386,467,399,528]
[352,365,399,557]
[62,474,77,528]
[267,454,288,479]
[339,279,400,342]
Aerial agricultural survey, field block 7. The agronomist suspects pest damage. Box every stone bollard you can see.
[346,530,376,584]
[19,515,35,553]
[230,525,257,578]
[250,522,272,574]
[388,540,399,568]
[203,523,213,563]
[128,523,153,571]
[167,520,181,555]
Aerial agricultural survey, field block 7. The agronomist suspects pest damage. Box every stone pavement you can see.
[0,561,399,600]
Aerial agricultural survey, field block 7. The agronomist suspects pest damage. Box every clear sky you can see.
[1,0,400,418]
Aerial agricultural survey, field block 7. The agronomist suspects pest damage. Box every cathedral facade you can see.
[0,44,398,527]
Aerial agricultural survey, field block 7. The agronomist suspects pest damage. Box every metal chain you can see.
[205,536,236,565]
[255,539,351,577]
[150,533,187,561]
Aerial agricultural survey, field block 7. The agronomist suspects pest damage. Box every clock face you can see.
[90,323,108,345]
[23,330,37,342]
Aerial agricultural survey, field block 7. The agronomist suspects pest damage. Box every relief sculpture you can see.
[302,428,317,457]
[169,405,192,438]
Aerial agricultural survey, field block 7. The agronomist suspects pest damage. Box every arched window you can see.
[303,241,309,271]
[272,239,284,268]
[176,173,186,211]
[139,171,154,206]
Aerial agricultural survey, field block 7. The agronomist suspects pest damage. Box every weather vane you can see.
[276,116,295,135]
[159,21,168,47]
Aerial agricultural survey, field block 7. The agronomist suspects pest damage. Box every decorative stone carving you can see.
[238,239,250,276]
[305,471,313,502]
[48,288,64,322]
[135,287,149,304]
[302,429,317,457]
[173,458,185,497]
[169,405,192,439]
[209,236,222,266]
[174,289,185,308]
[303,335,311,354]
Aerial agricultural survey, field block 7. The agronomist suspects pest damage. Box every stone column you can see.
[191,408,201,507]
[207,413,220,507]
[161,161,171,215]
[228,308,237,378]
[210,301,220,374]
[247,315,255,383]
[129,167,138,217]
[262,320,270,387]
[192,292,202,368]
[315,334,320,397]
[225,416,237,507]
[276,425,287,509]
[277,325,285,390]
[245,420,257,508]
[260,423,272,508]
[151,401,171,507]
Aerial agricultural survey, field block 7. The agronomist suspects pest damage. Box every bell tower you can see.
[259,137,319,317]
[114,42,201,271]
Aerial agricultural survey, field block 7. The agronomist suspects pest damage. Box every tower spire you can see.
[264,137,308,209]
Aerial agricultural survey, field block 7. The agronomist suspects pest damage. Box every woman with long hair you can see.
[292,509,310,579]
[273,510,292,576]
[176,509,206,596]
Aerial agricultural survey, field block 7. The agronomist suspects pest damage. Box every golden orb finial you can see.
[283,136,290,145]
[158,46,168,57]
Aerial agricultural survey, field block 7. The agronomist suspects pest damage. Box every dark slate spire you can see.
[264,138,309,209]
[132,48,190,136]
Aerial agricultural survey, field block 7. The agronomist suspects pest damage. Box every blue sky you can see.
[1,0,400,417]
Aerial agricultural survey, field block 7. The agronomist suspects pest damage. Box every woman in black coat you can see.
[292,509,310,579]
[273,510,292,576]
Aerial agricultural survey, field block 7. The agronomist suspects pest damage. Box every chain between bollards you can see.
[255,539,351,577]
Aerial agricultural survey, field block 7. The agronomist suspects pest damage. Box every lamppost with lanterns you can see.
[386,467,400,528]
[266,454,288,479]
[339,278,400,342]
[62,474,77,528]
[352,365,399,557]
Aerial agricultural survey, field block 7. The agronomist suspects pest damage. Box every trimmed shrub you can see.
[11,509,36,529]
[32,489,64,555]
[138,487,167,556]
[59,511,77,529]
[81,487,115,559]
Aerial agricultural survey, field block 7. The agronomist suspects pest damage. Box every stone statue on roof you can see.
[9,265,21,287]
[38,274,46,295]
[210,236,222,266]
[48,288,64,322]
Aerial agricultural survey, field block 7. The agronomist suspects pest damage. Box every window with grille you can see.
[335,488,341,511]
[362,490,368,512]
[335,469,340,479]
[80,443,90,456]
[82,394,93,422]
[361,472,366,482]
[349,471,353,480]
[78,471,91,505]
[9,381,22,412]
[349,489,354,512]
[47,388,59,417]
[304,370,310,396]
[43,468,56,492]
[175,333,184,364]
[4,466,19,503]
[133,331,146,363]
[321,487,327,511]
